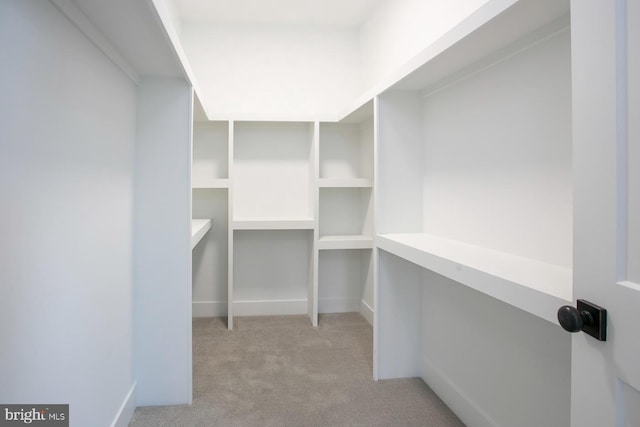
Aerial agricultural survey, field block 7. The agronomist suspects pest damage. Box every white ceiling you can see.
[175,0,383,27]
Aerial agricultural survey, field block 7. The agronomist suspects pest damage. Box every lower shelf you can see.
[233,217,315,230]
[318,235,373,250]
[376,233,572,324]
[191,219,211,249]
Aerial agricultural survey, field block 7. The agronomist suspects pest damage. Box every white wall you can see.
[134,78,193,406]
[360,0,490,89]
[180,22,361,119]
[375,254,571,426]
[421,29,572,267]
[0,1,136,425]
[420,270,570,427]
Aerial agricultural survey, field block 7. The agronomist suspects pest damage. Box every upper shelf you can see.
[376,233,572,324]
[390,0,569,93]
[338,0,570,121]
[191,219,211,249]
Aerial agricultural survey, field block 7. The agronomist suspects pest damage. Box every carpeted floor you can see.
[130,313,464,426]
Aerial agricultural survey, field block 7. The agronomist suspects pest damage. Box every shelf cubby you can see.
[318,249,373,318]
[319,118,373,182]
[233,121,314,220]
[319,187,373,241]
[232,230,313,316]
[192,121,229,188]
[192,187,229,318]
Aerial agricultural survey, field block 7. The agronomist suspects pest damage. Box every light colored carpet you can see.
[130,313,464,427]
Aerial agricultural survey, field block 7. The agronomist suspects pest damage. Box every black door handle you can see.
[557,299,607,341]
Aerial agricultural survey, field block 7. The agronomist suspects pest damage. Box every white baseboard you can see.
[318,297,361,314]
[192,301,227,317]
[360,300,374,326]
[233,299,307,316]
[110,382,136,427]
[194,299,375,323]
[421,359,498,427]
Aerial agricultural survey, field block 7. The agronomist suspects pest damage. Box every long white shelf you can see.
[376,233,572,324]
[233,217,315,230]
[192,179,230,189]
[191,219,211,249]
[318,178,373,188]
[319,235,373,250]
[337,0,569,120]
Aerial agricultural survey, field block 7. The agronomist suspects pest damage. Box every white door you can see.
[571,0,640,425]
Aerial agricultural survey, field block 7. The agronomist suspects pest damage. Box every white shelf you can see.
[192,179,230,189]
[191,219,211,249]
[233,217,315,230]
[318,235,373,250]
[192,121,229,187]
[319,178,373,188]
[376,233,572,324]
[390,0,569,93]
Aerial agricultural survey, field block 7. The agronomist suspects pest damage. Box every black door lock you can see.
[557,299,607,341]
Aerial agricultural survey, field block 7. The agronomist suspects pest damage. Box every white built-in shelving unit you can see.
[192,108,375,329]
[189,0,575,392]
[375,0,572,380]
[317,101,375,321]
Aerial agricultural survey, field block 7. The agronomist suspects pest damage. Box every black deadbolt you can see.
[557,299,607,341]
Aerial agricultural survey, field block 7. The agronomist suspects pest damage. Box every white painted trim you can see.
[232,299,307,316]
[318,297,361,314]
[360,299,374,326]
[110,382,137,427]
[49,0,139,83]
[192,301,228,317]
[421,359,498,427]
